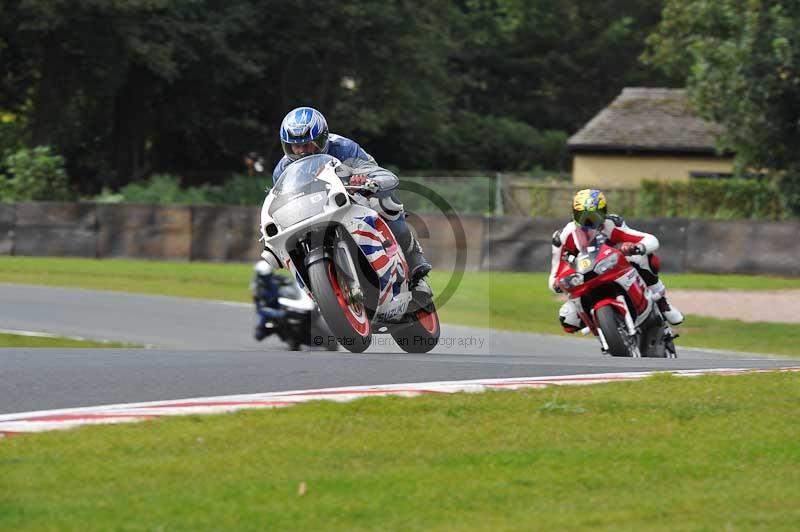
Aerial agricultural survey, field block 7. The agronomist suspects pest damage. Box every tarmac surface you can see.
[1,283,797,415]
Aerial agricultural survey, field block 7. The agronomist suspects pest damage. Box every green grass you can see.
[0,256,254,302]
[1,257,799,356]
[2,371,799,530]
[0,332,136,348]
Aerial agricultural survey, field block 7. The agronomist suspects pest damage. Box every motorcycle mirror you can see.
[335,163,353,179]
[245,151,265,174]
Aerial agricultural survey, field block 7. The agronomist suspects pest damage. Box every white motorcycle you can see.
[259,154,440,353]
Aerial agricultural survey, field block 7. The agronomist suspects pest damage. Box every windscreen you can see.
[573,227,600,252]
[272,154,337,195]
[268,154,337,228]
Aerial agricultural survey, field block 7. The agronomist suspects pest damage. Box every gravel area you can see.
[668,289,800,324]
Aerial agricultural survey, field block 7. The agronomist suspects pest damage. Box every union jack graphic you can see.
[351,215,409,304]
[284,257,306,289]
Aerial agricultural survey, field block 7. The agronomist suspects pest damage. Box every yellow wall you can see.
[572,154,734,187]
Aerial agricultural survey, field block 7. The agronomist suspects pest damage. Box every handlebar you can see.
[344,184,378,195]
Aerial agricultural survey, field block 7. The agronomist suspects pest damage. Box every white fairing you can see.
[260,154,412,324]
[278,290,316,312]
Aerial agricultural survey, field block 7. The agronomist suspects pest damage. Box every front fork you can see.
[302,228,364,307]
[593,296,641,357]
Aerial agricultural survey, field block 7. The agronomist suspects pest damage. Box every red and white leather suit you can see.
[548,218,675,332]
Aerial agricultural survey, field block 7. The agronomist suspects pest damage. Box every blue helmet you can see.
[279,107,329,161]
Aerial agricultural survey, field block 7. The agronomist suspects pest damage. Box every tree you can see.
[455,0,676,133]
[1,0,682,192]
[646,1,800,214]
[3,0,264,189]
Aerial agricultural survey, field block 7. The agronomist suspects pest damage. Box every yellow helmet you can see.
[572,189,607,228]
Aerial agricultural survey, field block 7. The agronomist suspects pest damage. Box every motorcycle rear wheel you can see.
[641,323,667,358]
[390,304,441,354]
[596,306,633,357]
[308,259,372,353]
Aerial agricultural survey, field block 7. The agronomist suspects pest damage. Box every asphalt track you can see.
[1,283,797,415]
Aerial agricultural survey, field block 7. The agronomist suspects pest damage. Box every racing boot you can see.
[405,237,432,286]
[657,297,684,325]
[648,280,684,325]
[559,301,584,333]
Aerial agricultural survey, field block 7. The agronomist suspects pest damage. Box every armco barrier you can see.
[408,213,484,273]
[0,202,797,276]
[15,202,97,257]
[614,218,689,274]
[97,204,191,259]
[0,204,15,255]
[686,219,800,277]
[190,206,262,262]
[481,217,553,272]
[483,216,694,274]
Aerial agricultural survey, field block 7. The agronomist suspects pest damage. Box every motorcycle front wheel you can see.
[596,305,636,357]
[308,259,372,353]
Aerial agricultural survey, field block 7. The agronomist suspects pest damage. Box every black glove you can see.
[619,242,645,256]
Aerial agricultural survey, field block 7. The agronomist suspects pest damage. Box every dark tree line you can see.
[0,0,676,193]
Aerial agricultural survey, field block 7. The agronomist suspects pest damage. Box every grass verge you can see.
[2,371,798,530]
[0,257,798,356]
[0,332,137,348]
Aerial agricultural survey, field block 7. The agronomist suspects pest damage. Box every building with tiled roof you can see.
[567,87,734,187]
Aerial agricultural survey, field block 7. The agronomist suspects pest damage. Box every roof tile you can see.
[568,88,726,153]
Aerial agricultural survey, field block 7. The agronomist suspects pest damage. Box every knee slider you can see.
[377,195,404,221]
[558,302,582,333]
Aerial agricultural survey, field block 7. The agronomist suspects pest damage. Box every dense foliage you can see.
[637,179,786,220]
[0,0,674,194]
[524,179,787,220]
[646,0,800,215]
[95,173,268,206]
[0,146,69,201]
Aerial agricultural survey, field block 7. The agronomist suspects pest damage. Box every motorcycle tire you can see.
[596,306,632,357]
[308,259,372,353]
[641,324,667,358]
[390,304,441,354]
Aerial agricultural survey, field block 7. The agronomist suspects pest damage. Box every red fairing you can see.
[626,271,649,314]
[559,246,632,299]
[554,239,645,334]
[593,298,628,318]
[553,256,574,282]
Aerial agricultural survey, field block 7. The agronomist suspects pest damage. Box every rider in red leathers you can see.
[548,189,684,334]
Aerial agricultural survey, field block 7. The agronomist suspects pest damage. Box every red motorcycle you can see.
[554,229,677,358]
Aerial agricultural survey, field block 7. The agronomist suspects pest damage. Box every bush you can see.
[0,146,70,201]
[0,111,27,159]
[439,112,569,172]
[637,178,786,220]
[400,175,495,214]
[780,167,800,217]
[111,174,210,205]
[96,173,268,206]
[204,173,269,206]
